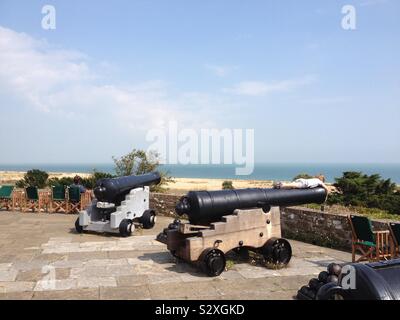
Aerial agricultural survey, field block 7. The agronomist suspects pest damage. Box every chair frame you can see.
[24,186,43,212]
[0,185,15,210]
[67,186,82,214]
[50,185,68,213]
[348,215,393,263]
[388,222,400,258]
[11,189,25,211]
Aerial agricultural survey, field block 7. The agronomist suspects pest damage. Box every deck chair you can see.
[24,186,42,212]
[0,185,14,210]
[348,215,392,262]
[67,186,81,213]
[50,185,67,213]
[389,222,400,258]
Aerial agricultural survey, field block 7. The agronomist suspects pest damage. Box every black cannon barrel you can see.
[94,172,161,205]
[175,187,327,225]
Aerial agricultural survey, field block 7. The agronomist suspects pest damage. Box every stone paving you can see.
[0,211,352,300]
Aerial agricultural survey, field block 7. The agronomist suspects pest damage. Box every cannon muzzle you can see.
[176,187,327,225]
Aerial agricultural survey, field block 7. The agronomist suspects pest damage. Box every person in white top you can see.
[273,174,329,195]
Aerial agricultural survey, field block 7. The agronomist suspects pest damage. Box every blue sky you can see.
[0,0,399,164]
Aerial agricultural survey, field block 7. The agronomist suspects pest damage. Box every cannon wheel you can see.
[199,248,226,277]
[141,210,156,229]
[261,238,292,265]
[75,217,83,234]
[119,219,133,237]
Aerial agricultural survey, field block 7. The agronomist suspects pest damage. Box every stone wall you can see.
[281,207,392,251]
[150,193,395,251]
[150,193,181,218]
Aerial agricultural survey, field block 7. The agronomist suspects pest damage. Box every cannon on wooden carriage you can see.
[75,172,161,236]
[157,187,327,276]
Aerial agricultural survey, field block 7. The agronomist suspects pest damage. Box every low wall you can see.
[150,193,181,218]
[281,207,393,250]
[150,193,395,251]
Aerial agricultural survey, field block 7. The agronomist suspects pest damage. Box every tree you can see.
[222,180,234,190]
[16,169,49,188]
[112,149,174,192]
[328,171,400,215]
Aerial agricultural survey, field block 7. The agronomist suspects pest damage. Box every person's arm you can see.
[320,182,329,201]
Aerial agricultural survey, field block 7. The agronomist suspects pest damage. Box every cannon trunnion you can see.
[76,172,161,237]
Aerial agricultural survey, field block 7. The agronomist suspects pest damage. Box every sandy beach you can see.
[165,177,274,192]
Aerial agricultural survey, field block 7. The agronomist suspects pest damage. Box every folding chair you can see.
[0,185,14,210]
[24,186,43,212]
[67,186,81,213]
[388,222,400,258]
[11,189,25,211]
[50,185,67,213]
[348,215,392,262]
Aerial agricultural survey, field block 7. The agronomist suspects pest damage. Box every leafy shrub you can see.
[327,171,400,215]
[222,180,234,190]
[16,169,49,188]
[81,171,115,189]
[47,177,74,187]
[47,171,115,189]
[293,173,314,181]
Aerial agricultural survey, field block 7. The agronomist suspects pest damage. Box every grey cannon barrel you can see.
[175,187,327,225]
[94,172,161,205]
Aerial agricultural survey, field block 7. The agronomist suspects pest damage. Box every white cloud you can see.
[205,64,238,77]
[223,75,316,96]
[0,26,225,133]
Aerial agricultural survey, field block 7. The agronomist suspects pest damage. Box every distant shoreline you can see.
[0,163,400,183]
[0,170,276,193]
[2,170,391,193]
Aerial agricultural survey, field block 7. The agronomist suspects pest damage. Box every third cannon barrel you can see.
[175,187,327,225]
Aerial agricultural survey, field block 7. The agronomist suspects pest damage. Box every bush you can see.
[222,180,234,190]
[327,171,400,215]
[16,169,49,188]
[47,177,74,187]
[47,171,115,189]
[112,149,174,192]
[81,171,115,189]
[293,173,313,181]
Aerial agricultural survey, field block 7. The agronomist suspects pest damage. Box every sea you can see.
[1,163,400,183]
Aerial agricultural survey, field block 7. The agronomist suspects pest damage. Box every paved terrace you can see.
[0,212,351,300]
